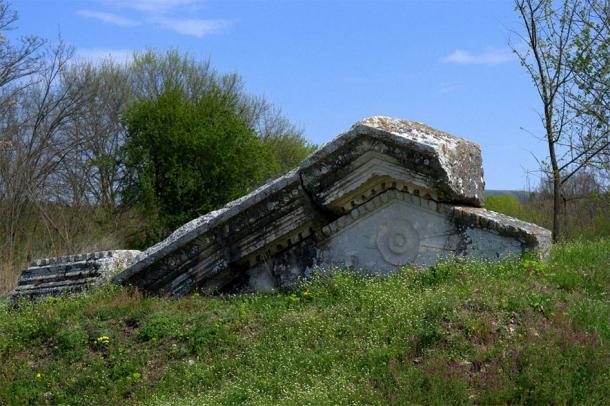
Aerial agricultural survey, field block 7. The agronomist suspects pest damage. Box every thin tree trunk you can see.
[538,72,562,243]
[552,172,562,241]
[547,129,562,242]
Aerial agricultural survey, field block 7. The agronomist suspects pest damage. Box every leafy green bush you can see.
[122,88,276,244]
[55,327,88,358]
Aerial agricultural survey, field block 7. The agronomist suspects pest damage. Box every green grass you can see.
[1,239,609,405]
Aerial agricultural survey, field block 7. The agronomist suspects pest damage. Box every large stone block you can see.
[300,116,485,211]
[113,116,550,296]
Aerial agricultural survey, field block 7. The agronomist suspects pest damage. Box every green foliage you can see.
[55,327,88,359]
[137,313,187,341]
[0,239,608,404]
[546,238,610,297]
[126,48,317,181]
[260,131,317,176]
[485,194,524,218]
[122,88,276,243]
[485,192,610,240]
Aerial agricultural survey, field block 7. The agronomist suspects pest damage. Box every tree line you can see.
[0,1,315,292]
[487,170,610,241]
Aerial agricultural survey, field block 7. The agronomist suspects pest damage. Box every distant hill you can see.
[485,189,531,202]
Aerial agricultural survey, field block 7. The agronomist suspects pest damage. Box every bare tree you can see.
[0,2,91,290]
[0,0,43,150]
[512,0,609,241]
[1,38,87,255]
[57,60,132,209]
[0,1,44,89]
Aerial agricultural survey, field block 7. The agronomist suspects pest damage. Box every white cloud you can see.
[101,0,201,13]
[77,0,228,38]
[441,48,515,65]
[76,48,133,63]
[152,17,228,37]
[76,10,139,27]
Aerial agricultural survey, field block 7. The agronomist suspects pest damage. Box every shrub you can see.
[122,88,276,244]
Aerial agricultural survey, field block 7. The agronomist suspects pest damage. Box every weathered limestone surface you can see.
[317,190,551,273]
[300,116,485,211]
[113,116,551,296]
[11,250,140,299]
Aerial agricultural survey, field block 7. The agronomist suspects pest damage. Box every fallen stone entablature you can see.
[112,116,551,296]
[11,250,141,299]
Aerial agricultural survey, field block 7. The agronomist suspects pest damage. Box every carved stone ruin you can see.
[9,117,551,299]
[109,116,551,296]
[11,250,140,299]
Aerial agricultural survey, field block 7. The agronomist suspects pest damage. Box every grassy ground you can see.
[1,239,608,405]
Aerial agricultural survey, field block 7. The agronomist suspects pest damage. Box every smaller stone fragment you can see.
[10,250,141,300]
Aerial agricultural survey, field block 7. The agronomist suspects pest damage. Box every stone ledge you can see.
[450,206,552,257]
[30,251,117,267]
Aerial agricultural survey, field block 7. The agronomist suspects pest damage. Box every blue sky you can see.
[12,0,548,189]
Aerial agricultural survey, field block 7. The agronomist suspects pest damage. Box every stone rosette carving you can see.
[376,218,420,265]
